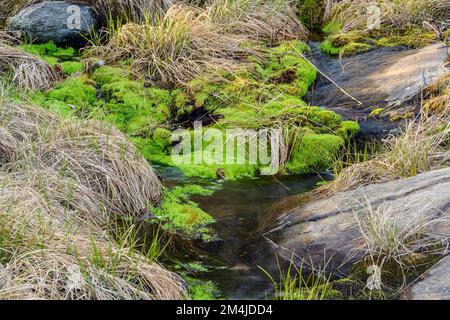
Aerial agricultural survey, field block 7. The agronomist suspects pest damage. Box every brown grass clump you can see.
[0,41,59,90]
[0,171,184,300]
[325,0,450,33]
[92,4,251,87]
[0,103,163,219]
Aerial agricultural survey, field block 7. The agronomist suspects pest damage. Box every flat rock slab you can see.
[404,255,450,300]
[271,168,450,274]
[8,1,100,46]
[306,43,449,137]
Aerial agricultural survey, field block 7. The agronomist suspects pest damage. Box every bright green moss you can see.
[321,29,437,57]
[288,106,343,132]
[92,66,129,84]
[45,76,97,108]
[153,185,215,241]
[91,67,174,134]
[181,40,316,129]
[329,31,371,47]
[320,39,342,56]
[339,42,374,56]
[175,162,259,180]
[286,133,344,174]
[41,56,59,66]
[337,121,360,140]
[60,61,84,75]
[152,127,172,151]
[369,107,385,118]
[321,39,374,57]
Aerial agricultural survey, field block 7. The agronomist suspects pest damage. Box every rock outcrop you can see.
[270,168,450,274]
[8,1,100,46]
[306,43,450,137]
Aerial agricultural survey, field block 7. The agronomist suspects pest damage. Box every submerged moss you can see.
[153,185,215,241]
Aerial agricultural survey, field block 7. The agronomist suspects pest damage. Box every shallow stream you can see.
[158,166,320,299]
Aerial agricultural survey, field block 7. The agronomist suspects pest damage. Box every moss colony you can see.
[30,40,359,181]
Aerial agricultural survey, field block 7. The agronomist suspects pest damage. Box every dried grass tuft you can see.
[0,100,184,300]
[0,42,59,91]
[203,0,308,44]
[92,4,252,87]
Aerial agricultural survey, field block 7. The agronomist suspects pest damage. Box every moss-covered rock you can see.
[321,28,437,57]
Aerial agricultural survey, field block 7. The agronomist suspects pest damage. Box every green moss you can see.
[19,42,81,72]
[321,29,437,57]
[321,38,374,57]
[186,277,221,300]
[44,76,97,108]
[369,107,385,118]
[390,111,414,122]
[20,41,76,59]
[153,185,215,241]
[337,121,360,140]
[320,39,342,56]
[41,56,59,66]
[330,278,366,300]
[30,42,350,181]
[88,67,175,137]
[339,42,374,56]
[92,66,130,84]
[286,133,344,174]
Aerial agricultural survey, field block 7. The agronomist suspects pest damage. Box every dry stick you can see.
[295,50,364,106]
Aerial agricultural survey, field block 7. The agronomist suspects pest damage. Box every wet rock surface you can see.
[306,43,449,138]
[270,168,450,274]
[8,1,100,46]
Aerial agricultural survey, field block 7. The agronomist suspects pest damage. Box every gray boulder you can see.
[404,255,450,300]
[7,1,100,47]
[269,168,450,274]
